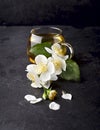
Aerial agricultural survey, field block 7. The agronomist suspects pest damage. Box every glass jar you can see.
[27,26,73,63]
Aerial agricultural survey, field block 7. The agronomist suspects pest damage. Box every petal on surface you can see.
[35,55,47,64]
[49,102,60,110]
[24,94,36,101]
[62,91,72,100]
[30,98,42,104]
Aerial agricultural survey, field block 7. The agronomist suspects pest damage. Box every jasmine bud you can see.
[48,90,57,100]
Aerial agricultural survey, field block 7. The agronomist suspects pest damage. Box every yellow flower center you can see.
[53,60,62,69]
[37,63,48,74]
[53,46,66,56]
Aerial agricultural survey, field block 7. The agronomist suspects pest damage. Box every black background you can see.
[0,0,100,27]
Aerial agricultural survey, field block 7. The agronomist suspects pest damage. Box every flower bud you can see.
[48,90,57,100]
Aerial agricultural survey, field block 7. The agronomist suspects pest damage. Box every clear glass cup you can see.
[27,26,74,63]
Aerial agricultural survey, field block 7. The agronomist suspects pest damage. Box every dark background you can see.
[0,0,100,27]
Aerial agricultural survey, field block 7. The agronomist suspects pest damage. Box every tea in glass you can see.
[27,27,65,63]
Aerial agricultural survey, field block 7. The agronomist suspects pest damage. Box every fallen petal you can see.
[62,91,72,100]
[49,102,60,110]
[24,94,36,101]
[30,98,42,104]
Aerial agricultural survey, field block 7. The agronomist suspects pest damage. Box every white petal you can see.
[48,57,53,62]
[50,74,58,81]
[52,53,60,60]
[52,43,61,50]
[31,82,42,88]
[26,64,37,72]
[27,72,33,81]
[40,72,51,82]
[63,55,69,60]
[49,102,60,110]
[27,72,37,81]
[24,95,42,104]
[45,47,53,54]
[30,98,42,104]
[47,62,55,74]
[62,91,72,100]
[35,55,47,64]
[24,94,36,101]
[61,59,66,71]
[55,68,62,75]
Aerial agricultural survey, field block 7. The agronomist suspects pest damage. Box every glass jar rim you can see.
[30,26,62,35]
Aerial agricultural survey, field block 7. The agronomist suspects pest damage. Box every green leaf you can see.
[29,42,52,57]
[60,59,80,81]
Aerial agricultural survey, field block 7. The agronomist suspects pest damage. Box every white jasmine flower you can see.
[61,91,72,100]
[26,64,42,88]
[24,94,42,104]
[45,43,69,60]
[26,64,52,88]
[48,54,67,75]
[35,55,56,82]
[49,102,60,110]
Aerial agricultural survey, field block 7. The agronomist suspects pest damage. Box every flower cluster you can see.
[24,42,78,110]
[26,43,68,94]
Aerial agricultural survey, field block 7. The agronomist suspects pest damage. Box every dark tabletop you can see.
[0,26,100,130]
